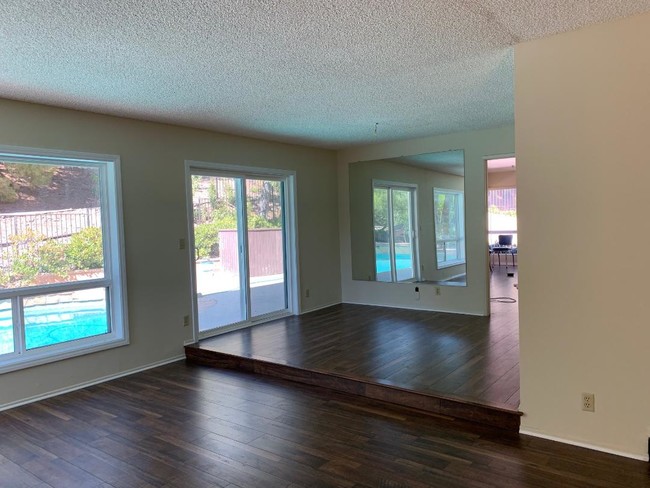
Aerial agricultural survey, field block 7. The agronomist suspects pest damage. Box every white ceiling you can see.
[487,156,516,172]
[389,150,465,176]
[2,1,649,149]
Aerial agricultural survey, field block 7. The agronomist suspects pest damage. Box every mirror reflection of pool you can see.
[375,253,413,274]
[375,253,416,282]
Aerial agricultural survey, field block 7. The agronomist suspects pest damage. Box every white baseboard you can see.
[300,301,341,314]
[519,429,649,462]
[0,355,185,412]
[342,299,485,316]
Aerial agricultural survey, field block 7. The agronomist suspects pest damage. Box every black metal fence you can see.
[0,207,101,268]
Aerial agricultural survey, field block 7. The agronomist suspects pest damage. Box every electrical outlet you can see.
[179,238,186,250]
[435,287,441,296]
[305,288,310,298]
[183,315,190,328]
[582,393,595,412]
[414,286,420,300]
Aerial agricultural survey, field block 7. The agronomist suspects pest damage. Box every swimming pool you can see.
[0,299,108,355]
[375,253,414,274]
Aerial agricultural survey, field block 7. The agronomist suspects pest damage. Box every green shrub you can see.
[214,207,237,229]
[37,240,69,274]
[66,227,104,270]
[0,227,104,287]
[10,253,39,285]
[6,230,48,285]
[0,177,18,203]
[248,211,277,229]
[194,206,240,260]
[194,222,220,260]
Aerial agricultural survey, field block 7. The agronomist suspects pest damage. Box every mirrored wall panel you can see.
[349,150,467,286]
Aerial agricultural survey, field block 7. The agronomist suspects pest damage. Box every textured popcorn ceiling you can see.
[390,150,465,176]
[1,1,649,148]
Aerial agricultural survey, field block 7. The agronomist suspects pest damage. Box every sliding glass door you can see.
[373,181,418,282]
[188,167,293,336]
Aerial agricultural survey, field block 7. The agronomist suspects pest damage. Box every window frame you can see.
[0,145,128,374]
[433,187,465,269]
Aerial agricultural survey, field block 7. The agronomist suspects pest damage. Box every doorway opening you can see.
[486,156,518,311]
[186,162,297,339]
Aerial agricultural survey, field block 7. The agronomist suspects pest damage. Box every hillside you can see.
[0,164,100,213]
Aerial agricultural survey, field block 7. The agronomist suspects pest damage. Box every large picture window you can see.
[0,146,127,373]
[433,188,465,268]
[373,181,418,282]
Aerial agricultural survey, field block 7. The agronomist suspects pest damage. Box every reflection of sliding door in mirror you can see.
[372,181,417,282]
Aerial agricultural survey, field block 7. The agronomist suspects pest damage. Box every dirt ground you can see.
[0,166,99,213]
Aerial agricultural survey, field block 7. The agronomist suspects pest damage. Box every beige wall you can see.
[0,99,340,408]
[487,169,516,189]
[516,11,650,459]
[339,125,514,315]
[349,159,465,282]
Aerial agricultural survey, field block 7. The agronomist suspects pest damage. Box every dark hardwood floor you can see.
[187,267,520,426]
[1,361,648,487]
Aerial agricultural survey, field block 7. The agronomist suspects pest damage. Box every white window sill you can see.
[0,336,129,375]
[437,260,466,270]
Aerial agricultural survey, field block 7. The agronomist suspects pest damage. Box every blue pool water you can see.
[375,253,413,274]
[24,310,108,350]
[0,300,108,354]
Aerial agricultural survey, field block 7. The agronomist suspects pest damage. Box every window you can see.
[373,181,418,282]
[0,146,127,373]
[433,188,465,268]
[488,187,517,246]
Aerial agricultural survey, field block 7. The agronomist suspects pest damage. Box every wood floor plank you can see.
[189,268,521,413]
[5,332,650,488]
[3,359,647,487]
[187,269,522,429]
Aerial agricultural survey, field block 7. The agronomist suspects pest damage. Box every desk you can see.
[491,246,517,267]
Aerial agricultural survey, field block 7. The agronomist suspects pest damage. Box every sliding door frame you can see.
[184,160,299,343]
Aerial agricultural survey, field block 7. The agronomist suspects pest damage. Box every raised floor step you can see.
[185,344,522,432]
